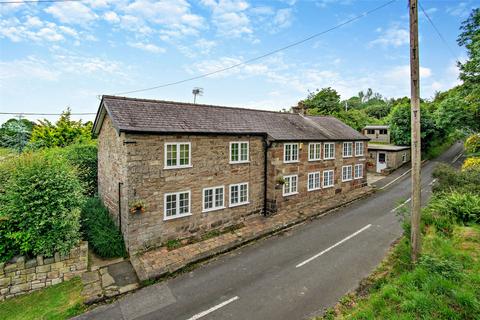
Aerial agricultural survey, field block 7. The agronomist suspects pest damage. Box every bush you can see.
[62,142,98,196]
[0,152,83,261]
[432,164,480,195]
[462,157,480,171]
[81,197,126,258]
[464,133,480,155]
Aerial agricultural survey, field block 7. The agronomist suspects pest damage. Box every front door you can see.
[377,152,387,173]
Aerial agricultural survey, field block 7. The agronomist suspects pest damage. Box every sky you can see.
[0,0,478,124]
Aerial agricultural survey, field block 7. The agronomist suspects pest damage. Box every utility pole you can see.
[409,0,421,263]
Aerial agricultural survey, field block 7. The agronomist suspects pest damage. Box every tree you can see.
[302,87,341,115]
[389,102,440,150]
[457,8,480,103]
[0,118,34,152]
[29,108,92,148]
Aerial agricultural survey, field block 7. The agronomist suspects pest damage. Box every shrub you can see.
[462,157,480,171]
[464,133,480,155]
[424,193,480,236]
[62,142,98,196]
[81,197,126,258]
[0,152,83,261]
[432,164,480,195]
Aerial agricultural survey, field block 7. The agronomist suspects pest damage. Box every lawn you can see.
[0,277,85,320]
[320,225,480,319]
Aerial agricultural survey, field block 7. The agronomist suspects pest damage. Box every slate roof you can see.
[93,95,368,141]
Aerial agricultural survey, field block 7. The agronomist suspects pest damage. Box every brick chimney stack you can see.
[292,101,307,115]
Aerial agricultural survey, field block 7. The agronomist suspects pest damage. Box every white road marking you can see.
[185,296,239,320]
[295,224,372,268]
[379,168,412,190]
[429,178,437,186]
[451,152,463,164]
[390,197,411,213]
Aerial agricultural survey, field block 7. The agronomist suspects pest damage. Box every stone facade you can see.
[363,128,390,144]
[98,115,369,254]
[0,242,88,301]
[266,141,367,214]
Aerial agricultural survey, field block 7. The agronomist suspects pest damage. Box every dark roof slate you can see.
[94,95,368,141]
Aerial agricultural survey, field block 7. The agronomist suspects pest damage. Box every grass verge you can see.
[0,277,85,320]
[319,225,480,319]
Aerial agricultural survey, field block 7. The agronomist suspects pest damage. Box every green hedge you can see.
[81,197,126,258]
[0,152,83,262]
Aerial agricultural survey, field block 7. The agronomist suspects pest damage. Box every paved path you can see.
[76,142,464,320]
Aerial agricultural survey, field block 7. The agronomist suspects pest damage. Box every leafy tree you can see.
[29,108,92,149]
[457,8,480,103]
[303,87,342,115]
[389,102,440,150]
[334,109,380,131]
[364,103,392,119]
[0,118,34,152]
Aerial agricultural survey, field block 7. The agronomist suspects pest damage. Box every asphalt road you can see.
[78,141,464,320]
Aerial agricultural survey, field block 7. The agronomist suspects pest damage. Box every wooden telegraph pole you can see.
[409,0,422,263]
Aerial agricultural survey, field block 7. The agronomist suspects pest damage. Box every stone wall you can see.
[366,149,411,173]
[266,141,368,214]
[0,242,88,301]
[97,116,129,237]
[123,133,265,253]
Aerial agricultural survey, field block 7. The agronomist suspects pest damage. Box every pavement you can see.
[74,141,464,320]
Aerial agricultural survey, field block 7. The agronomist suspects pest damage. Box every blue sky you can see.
[0,0,477,124]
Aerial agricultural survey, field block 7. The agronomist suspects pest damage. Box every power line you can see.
[113,0,397,96]
[419,2,459,61]
[0,112,96,116]
[0,0,82,4]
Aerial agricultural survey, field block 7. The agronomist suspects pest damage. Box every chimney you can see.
[292,101,307,115]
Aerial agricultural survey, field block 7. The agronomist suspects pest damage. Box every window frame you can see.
[323,170,334,188]
[283,143,299,163]
[308,143,322,161]
[342,165,353,182]
[229,182,249,207]
[354,164,363,179]
[202,185,225,213]
[323,142,335,160]
[355,141,364,157]
[164,142,192,169]
[343,142,353,158]
[163,190,191,221]
[229,141,250,164]
[307,172,321,191]
[283,174,299,196]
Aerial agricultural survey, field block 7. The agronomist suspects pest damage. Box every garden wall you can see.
[0,242,88,301]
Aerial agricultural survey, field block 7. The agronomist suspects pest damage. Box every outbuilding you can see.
[366,144,411,174]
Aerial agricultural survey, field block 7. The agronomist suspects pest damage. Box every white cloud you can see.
[45,2,98,25]
[446,2,473,18]
[0,56,59,81]
[0,17,69,43]
[128,42,166,53]
[370,27,409,47]
[385,65,432,81]
[103,11,120,23]
[201,0,253,37]
[272,8,293,30]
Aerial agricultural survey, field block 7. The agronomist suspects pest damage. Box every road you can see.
[78,141,464,320]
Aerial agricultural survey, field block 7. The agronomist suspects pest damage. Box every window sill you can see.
[229,201,249,208]
[308,159,322,162]
[164,165,193,170]
[307,187,321,192]
[323,185,334,188]
[355,154,364,157]
[342,155,353,159]
[229,161,250,164]
[354,176,363,180]
[283,160,300,164]
[342,178,353,182]
[202,206,226,213]
[323,157,335,160]
[163,213,192,221]
[283,192,298,197]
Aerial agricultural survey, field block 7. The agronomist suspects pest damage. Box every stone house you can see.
[366,144,411,174]
[92,96,369,254]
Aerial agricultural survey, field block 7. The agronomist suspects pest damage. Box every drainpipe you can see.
[118,182,123,232]
[263,136,272,216]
